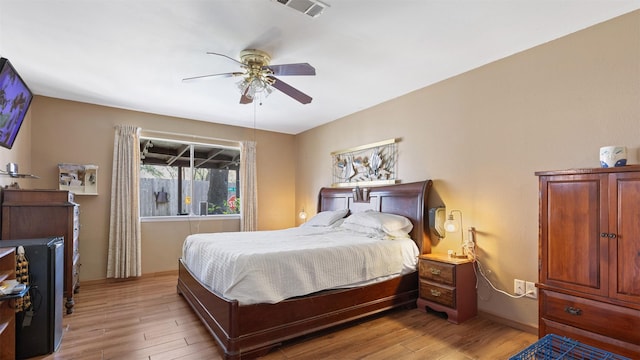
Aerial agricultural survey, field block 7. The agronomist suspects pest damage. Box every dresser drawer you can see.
[419,280,455,307]
[541,289,640,345]
[419,259,454,285]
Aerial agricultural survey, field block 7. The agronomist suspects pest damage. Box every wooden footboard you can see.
[177,259,418,359]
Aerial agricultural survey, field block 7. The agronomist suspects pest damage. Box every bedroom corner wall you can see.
[295,10,640,329]
[28,97,296,280]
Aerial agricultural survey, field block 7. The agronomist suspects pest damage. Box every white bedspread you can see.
[182,226,420,305]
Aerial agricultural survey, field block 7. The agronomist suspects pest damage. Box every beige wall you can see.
[28,97,296,280]
[296,11,640,328]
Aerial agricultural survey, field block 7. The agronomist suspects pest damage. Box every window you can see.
[139,137,240,217]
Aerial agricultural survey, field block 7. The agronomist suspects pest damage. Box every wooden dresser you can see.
[1,189,80,314]
[536,166,640,358]
[0,247,16,359]
[416,253,477,324]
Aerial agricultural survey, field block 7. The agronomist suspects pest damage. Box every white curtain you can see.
[240,140,257,231]
[107,125,142,278]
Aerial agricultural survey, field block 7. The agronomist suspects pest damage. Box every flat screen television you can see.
[0,57,33,149]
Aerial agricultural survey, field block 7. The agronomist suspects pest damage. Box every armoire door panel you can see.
[541,175,608,296]
[610,173,640,302]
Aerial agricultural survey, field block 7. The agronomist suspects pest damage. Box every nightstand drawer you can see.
[419,259,454,285]
[419,281,455,307]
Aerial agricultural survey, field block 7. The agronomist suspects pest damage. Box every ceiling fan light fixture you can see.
[264,85,274,97]
[237,76,274,100]
[237,78,249,94]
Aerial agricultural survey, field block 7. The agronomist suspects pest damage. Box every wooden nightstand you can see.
[416,253,477,324]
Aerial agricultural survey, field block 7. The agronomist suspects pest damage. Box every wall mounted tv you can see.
[0,57,33,149]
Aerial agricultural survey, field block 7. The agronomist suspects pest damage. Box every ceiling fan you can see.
[183,49,315,105]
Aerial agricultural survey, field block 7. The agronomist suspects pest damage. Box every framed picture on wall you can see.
[331,138,398,187]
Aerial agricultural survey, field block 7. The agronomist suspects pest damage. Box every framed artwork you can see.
[331,138,398,187]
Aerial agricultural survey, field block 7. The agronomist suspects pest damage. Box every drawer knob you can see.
[564,306,582,316]
[429,268,441,275]
[608,233,617,238]
[430,289,441,297]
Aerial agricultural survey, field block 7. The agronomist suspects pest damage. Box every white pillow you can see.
[302,209,348,227]
[343,211,413,236]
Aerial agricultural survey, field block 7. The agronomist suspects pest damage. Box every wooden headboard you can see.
[317,180,433,254]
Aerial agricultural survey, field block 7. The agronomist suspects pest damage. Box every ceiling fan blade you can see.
[182,72,243,82]
[240,87,253,104]
[267,76,312,104]
[206,52,245,66]
[267,63,316,76]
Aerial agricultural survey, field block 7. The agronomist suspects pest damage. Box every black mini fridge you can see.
[1,237,64,359]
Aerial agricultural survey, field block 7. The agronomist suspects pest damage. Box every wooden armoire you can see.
[1,189,80,314]
[536,166,640,358]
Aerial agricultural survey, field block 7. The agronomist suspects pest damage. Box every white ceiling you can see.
[1,1,639,134]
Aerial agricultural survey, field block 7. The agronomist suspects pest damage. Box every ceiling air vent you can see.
[273,0,329,18]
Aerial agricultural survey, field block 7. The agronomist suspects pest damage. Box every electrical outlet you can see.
[525,281,538,299]
[514,279,525,295]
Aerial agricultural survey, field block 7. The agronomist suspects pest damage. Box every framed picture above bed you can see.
[331,138,398,187]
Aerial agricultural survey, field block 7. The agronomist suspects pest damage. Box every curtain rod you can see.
[136,128,241,145]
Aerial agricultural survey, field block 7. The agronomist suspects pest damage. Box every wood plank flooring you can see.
[33,272,537,360]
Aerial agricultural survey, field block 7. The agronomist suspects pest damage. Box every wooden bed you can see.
[177,180,432,359]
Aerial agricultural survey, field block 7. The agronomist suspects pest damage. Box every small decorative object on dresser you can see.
[536,165,640,358]
[416,253,477,324]
[1,189,80,314]
[599,145,627,168]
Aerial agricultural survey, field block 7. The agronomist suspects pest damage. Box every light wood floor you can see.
[33,272,537,360]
